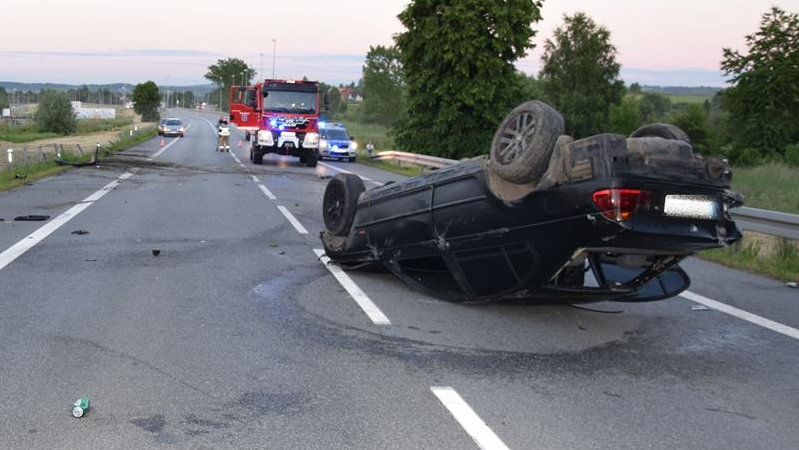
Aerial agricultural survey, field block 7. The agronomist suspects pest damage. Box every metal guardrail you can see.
[372,150,799,240]
[730,207,799,240]
[371,151,457,169]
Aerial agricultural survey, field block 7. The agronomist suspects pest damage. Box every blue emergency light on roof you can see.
[269,118,278,128]
[319,122,327,129]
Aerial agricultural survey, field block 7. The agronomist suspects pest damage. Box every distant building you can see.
[338,87,362,102]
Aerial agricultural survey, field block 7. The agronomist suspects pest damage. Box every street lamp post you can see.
[271,39,277,78]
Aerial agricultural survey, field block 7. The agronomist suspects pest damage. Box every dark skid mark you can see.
[705,407,758,421]
[238,392,307,416]
[131,414,167,433]
[184,414,230,429]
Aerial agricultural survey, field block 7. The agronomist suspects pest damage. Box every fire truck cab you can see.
[230,79,321,167]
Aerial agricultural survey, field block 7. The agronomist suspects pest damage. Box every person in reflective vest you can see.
[217,118,231,152]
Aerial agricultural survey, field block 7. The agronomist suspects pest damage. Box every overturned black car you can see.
[320,101,742,303]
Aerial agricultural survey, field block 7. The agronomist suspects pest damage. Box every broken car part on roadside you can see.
[320,100,742,304]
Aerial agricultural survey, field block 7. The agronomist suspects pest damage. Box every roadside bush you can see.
[727,147,762,166]
[785,143,799,166]
[34,90,77,134]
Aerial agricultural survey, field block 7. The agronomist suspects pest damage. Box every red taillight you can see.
[592,189,653,221]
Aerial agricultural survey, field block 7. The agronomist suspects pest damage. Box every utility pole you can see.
[272,39,277,78]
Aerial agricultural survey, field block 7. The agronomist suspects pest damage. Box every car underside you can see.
[320,101,742,303]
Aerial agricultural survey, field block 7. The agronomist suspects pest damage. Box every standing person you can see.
[217,118,230,152]
[366,141,375,156]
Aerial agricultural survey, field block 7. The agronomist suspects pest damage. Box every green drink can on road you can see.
[72,397,90,418]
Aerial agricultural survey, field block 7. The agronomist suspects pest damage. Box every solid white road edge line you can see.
[147,136,181,161]
[313,249,392,326]
[318,161,381,186]
[277,206,308,234]
[430,387,510,450]
[0,171,133,272]
[258,184,277,200]
[681,290,799,341]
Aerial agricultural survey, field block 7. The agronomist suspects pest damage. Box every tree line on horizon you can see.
[354,3,799,167]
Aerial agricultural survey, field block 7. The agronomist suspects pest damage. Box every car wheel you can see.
[348,156,356,163]
[245,132,251,142]
[252,146,264,165]
[323,173,365,236]
[306,150,318,168]
[630,123,691,144]
[489,100,564,185]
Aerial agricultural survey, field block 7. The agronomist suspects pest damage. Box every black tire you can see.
[348,156,357,163]
[306,149,318,168]
[245,132,251,141]
[489,100,565,184]
[252,146,264,165]
[323,173,365,236]
[630,123,691,144]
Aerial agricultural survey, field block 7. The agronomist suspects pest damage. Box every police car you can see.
[319,122,357,162]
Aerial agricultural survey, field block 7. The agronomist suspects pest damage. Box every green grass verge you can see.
[698,232,799,282]
[75,118,134,134]
[0,118,135,143]
[339,121,395,150]
[0,127,157,192]
[731,163,799,214]
[0,126,60,143]
[0,162,71,190]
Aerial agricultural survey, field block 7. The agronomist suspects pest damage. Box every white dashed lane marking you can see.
[0,171,134,272]
[277,206,308,234]
[430,387,510,450]
[313,249,391,325]
[681,290,799,341]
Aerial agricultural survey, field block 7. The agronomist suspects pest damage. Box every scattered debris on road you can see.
[14,215,50,221]
[71,229,89,235]
[691,305,711,311]
[787,282,798,289]
[152,249,161,256]
[71,397,90,418]
[14,174,27,179]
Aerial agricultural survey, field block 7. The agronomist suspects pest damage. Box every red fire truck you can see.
[229,79,321,167]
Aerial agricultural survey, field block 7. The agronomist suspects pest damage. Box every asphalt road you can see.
[0,109,797,449]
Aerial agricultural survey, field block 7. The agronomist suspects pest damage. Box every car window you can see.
[166,119,181,126]
[323,129,349,140]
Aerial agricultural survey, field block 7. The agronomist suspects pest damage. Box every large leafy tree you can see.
[0,87,9,110]
[721,6,799,155]
[670,103,713,155]
[394,0,543,158]
[637,92,672,123]
[205,58,256,110]
[539,12,625,138]
[35,90,77,134]
[132,81,161,122]
[361,45,404,126]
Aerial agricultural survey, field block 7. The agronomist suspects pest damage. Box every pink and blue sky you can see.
[2,0,797,86]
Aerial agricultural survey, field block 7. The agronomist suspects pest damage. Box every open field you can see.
[731,163,799,214]
[664,93,714,104]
